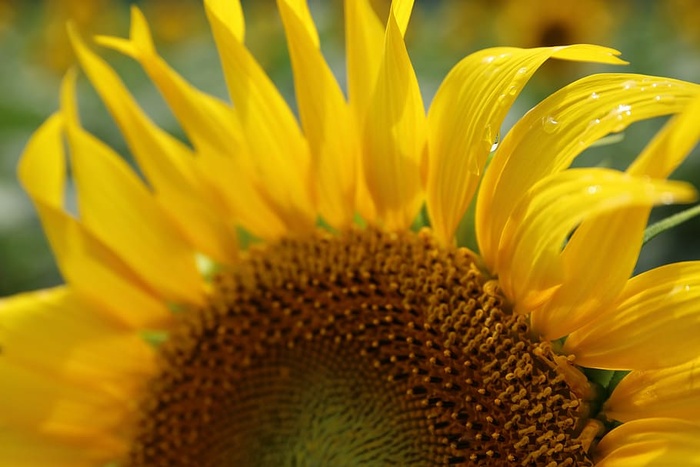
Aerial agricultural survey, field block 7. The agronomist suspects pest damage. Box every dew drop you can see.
[608,104,632,132]
[654,94,674,105]
[589,92,600,100]
[542,115,560,134]
[490,132,501,152]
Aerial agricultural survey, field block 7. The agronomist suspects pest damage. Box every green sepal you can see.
[582,367,615,390]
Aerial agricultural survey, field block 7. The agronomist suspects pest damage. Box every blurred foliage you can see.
[1,0,699,296]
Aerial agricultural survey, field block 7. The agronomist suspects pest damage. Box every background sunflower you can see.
[1,0,699,297]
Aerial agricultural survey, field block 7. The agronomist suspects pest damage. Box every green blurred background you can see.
[1,0,700,296]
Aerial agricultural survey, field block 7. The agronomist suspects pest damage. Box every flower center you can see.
[130,229,600,466]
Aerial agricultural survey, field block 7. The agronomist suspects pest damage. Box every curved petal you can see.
[278,0,357,228]
[564,262,700,370]
[362,5,426,230]
[18,115,174,329]
[530,88,700,340]
[95,7,289,239]
[496,169,696,314]
[205,0,317,232]
[69,27,238,264]
[60,71,205,306]
[427,45,627,245]
[477,74,700,266]
[603,358,700,423]
[595,418,700,466]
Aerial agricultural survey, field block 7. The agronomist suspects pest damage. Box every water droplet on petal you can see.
[608,104,632,132]
[542,115,560,134]
[586,185,600,195]
[622,80,637,90]
[654,94,674,105]
[589,92,600,100]
[490,132,501,152]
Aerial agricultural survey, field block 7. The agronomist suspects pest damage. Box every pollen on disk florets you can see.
[130,229,598,466]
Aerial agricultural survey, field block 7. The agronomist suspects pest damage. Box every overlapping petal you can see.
[69,27,238,264]
[564,262,700,370]
[496,169,696,313]
[18,114,176,329]
[595,419,700,466]
[0,288,154,464]
[205,0,316,232]
[528,87,700,339]
[428,45,627,245]
[278,0,357,228]
[603,358,700,422]
[478,74,700,267]
[344,0,383,222]
[362,2,425,230]
[95,7,290,239]
[60,70,204,306]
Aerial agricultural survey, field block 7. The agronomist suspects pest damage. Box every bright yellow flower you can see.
[4,0,700,465]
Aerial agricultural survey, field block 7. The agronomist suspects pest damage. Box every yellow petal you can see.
[603,358,700,423]
[95,8,289,240]
[362,8,426,230]
[278,0,357,228]
[0,289,153,458]
[204,0,244,41]
[428,45,627,245]
[491,79,700,339]
[595,418,700,466]
[345,0,384,124]
[205,0,317,232]
[496,169,696,314]
[277,0,318,46]
[344,0,384,223]
[0,429,124,467]
[18,115,174,329]
[530,208,648,340]
[69,26,238,264]
[477,74,699,266]
[564,262,700,370]
[630,92,700,177]
[16,113,65,208]
[0,288,157,395]
[391,0,415,35]
[95,8,245,157]
[60,70,205,306]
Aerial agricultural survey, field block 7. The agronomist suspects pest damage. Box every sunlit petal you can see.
[362,6,426,230]
[60,71,205,306]
[205,0,317,232]
[595,418,700,466]
[278,0,357,228]
[564,262,700,370]
[70,27,238,264]
[603,358,700,422]
[497,169,696,313]
[428,45,626,244]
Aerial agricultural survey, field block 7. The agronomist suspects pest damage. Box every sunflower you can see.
[4,0,700,465]
[492,0,621,49]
